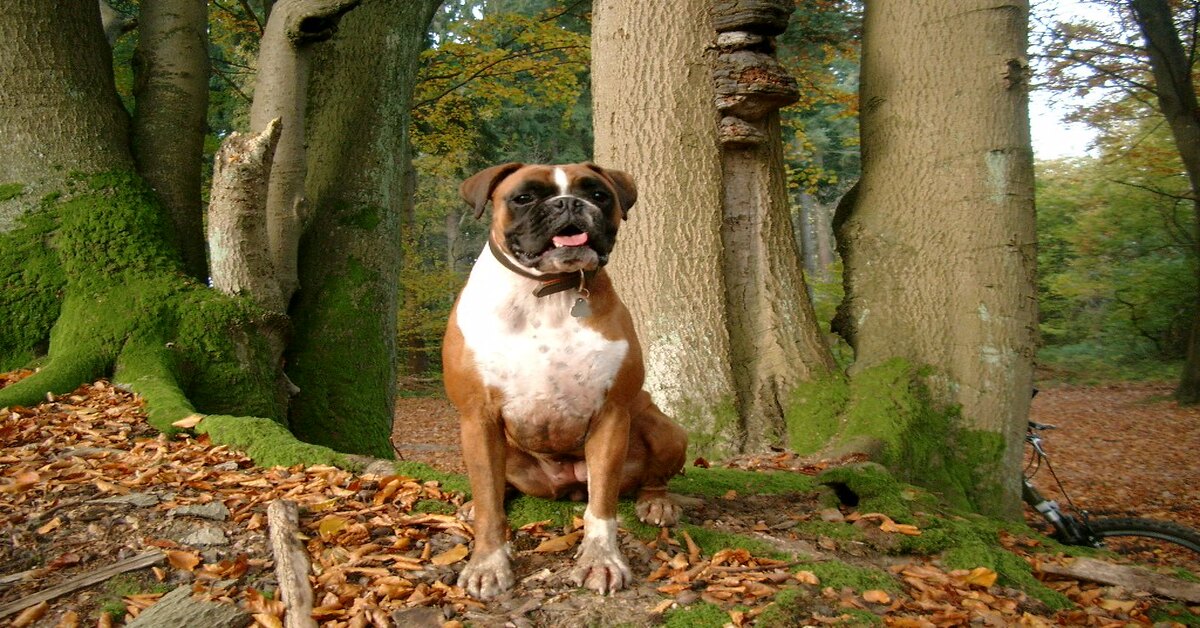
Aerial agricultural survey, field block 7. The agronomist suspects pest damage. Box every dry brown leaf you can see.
[55,609,81,628]
[36,516,62,534]
[533,530,583,553]
[166,549,201,572]
[431,543,469,565]
[10,601,48,627]
[862,589,892,604]
[171,413,204,429]
[253,613,284,628]
[794,570,820,585]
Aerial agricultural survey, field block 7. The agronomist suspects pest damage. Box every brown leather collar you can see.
[488,236,595,297]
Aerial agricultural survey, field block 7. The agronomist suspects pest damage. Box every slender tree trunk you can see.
[133,0,210,280]
[592,0,834,456]
[286,0,441,457]
[1129,0,1200,404]
[835,0,1036,517]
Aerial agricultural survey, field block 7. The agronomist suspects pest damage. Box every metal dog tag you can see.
[570,297,592,318]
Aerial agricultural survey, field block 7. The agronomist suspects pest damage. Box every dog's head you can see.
[461,162,637,274]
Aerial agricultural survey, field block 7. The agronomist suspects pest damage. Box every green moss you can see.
[674,396,741,460]
[681,523,784,558]
[0,204,65,371]
[800,561,899,592]
[942,543,1071,610]
[0,182,24,201]
[98,573,172,620]
[794,520,867,542]
[506,494,585,529]
[391,461,469,494]
[789,358,1010,515]
[197,414,355,469]
[755,588,813,628]
[668,466,817,498]
[817,463,928,523]
[412,499,456,515]
[785,372,850,454]
[661,602,728,628]
[287,255,394,457]
[1147,602,1200,625]
[335,202,382,230]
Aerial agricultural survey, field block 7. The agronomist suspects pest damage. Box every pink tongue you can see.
[552,232,589,247]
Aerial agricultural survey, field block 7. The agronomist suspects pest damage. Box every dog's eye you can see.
[512,193,535,204]
[590,190,610,203]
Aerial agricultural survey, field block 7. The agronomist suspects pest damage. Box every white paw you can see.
[571,537,632,594]
[635,492,681,527]
[457,548,513,599]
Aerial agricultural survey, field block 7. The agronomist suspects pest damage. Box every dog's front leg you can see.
[571,403,632,594]
[457,411,513,599]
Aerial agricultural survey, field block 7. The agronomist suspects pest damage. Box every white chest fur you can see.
[456,246,629,434]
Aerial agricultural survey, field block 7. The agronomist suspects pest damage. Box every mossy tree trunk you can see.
[591,0,835,457]
[285,0,442,457]
[0,0,438,466]
[831,0,1037,517]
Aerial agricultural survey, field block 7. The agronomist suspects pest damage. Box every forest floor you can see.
[2,372,1199,627]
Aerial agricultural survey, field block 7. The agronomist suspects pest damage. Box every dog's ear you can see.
[461,163,524,219]
[585,163,637,220]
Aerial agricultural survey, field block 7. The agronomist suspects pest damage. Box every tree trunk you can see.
[592,0,834,457]
[835,0,1036,517]
[0,0,132,229]
[133,0,210,281]
[1128,0,1200,404]
[0,0,132,370]
[286,0,441,457]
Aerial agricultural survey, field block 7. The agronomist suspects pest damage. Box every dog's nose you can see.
[547,196,586,214]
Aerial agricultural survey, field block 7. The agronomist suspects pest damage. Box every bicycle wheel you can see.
[1087,517,1200,562]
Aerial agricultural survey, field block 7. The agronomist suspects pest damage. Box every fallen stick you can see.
[1038,557,1200,603]
[0,550,164,619]
[268,499,317,628]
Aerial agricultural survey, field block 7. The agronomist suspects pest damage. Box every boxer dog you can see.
[443,162,688,599]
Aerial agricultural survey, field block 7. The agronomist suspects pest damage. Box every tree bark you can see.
[835,0,1036,517]
[0,0,132,231]
[1128,0,1200,404]
[286,0,441,457]
[133,0,210,280]
[592,0,834,456]
[249,0,361,313]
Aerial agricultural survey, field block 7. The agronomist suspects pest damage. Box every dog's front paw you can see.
[570,537,632,594]
[635,491,681,527]
[457,548,513,599]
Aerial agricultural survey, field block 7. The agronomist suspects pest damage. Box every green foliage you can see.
[1036,125,1196,379]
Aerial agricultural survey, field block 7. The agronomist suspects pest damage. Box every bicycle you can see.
[1022,418,1200,559]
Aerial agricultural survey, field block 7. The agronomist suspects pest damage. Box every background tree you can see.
[591,0,837,456]
[831,0,1037,516]
[1038,0,1200,402]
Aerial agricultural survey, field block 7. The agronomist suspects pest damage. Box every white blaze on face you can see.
[554,167,570,196]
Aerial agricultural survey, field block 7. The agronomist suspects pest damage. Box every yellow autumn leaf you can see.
[171,414,204,429]
[318,515,350,540]
[533,530,583,554]
[962,566,998,588]
[431,543,470,565]
[252,613,284,628]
